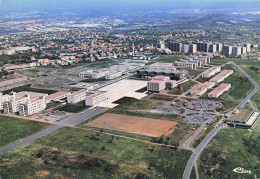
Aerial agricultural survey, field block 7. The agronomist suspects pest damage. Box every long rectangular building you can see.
[67,90,86,104]
[190,81,215,96]
[208,83,231,98]
[201,66,221,78]
[209,70,233,83]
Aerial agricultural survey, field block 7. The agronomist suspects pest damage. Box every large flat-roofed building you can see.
[174,60,197,69]
[147,76,176,92]
[209,70,233,83]
[3,94,31,113]
[226,109,260,128]
[45,91,70,103]
[147,80,166,92]
[137,63,189,80]
[19,95,47,116]
[190,81,215,96]
[67,90,86,104]
[85,91,108,106]
[208,83,231,98]
[201,66,221,78]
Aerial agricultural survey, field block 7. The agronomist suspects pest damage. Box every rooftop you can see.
[229,109,254,122]
[210,70,233,82]
[208,83,231,96]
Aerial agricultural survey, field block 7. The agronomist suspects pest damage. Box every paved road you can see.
[0,107,107,156]
[182,124,223,179]
[229,61,260,108]
[182,61,260,179]
[183,122,207,152]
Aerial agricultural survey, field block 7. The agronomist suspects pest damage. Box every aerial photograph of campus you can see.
[0,0,259,178]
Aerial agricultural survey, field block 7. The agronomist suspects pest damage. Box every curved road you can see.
[182,61,259,179]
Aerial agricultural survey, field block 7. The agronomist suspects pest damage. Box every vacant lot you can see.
[3,84,57,95]
[198,126,260,179]
[0,127,191,179]
[86,113,178,137]
[0,116,50,147]
[16,69,39,77]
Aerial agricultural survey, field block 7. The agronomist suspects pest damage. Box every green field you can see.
[198,123,260,179]
[56,101,90,113]
[0,116,50,147]
[218,64,254,101]
[16,69,39,77]
[3,84,58,95]
[0,127,191,179]
[210,57,229,65]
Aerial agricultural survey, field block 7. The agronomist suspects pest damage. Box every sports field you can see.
[85,113,178,137]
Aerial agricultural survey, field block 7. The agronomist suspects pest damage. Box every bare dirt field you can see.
[85,113,178,137]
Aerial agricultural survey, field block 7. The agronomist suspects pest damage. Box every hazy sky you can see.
[0,0,259,14]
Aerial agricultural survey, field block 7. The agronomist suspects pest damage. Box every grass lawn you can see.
[234,60,260,110]
[81,77,107,83]
[210,57,229,65]
[16,69,39,77]
[0,116,51,147]
[218,64,254,101]
[198,126,260,179]
[56,101,90,113]
[46,102,61,109]
[0,127,191,179]
[3,84,58,95]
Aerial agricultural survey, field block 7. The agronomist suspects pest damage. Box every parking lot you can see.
[184,114,216,124]
[29,110,72,123]
[150,105,182,115]
[185,99,222,111]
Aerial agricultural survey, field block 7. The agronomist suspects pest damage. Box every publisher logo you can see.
[233,167,251,174]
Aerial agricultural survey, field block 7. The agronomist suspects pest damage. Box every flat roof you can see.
[210,70,233,82]
[246,112,259,125]
[229,109,254,121]
[86,91,107,99]
[190,81,215,93]
[202,66,220,75]
[208,83,231,96]
[148,80,164,84]
[70,90,85,97]
[46,91,70,101]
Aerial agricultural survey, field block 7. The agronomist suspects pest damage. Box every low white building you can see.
[105,71,122,80]
[208,83,231,98]
[85,91,108,106]
[67,90,86,104]
[19,95,47,116]
[201,66,221,78]
[147,76,177,92]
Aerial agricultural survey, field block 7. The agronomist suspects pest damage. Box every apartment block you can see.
[45,91,70,103]
[208,83,231,98]
[190,82,215,96]
[67,90,86,104]
[19,95,47,116]
[3,93,31,113]
[0,92,14,110]
[201,66,221,78]
[209,70,233,83]
[85,91,108,106]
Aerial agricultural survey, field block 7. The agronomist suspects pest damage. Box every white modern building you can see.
[208,83,231,98]
[85,91,108,106]
[201,66,221,78]
[105,71,122,80]
[147,76,177,92]
[3,93,31,113]
[19,95,47,116]
[0,92,14,110]
[67,90,86,104]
